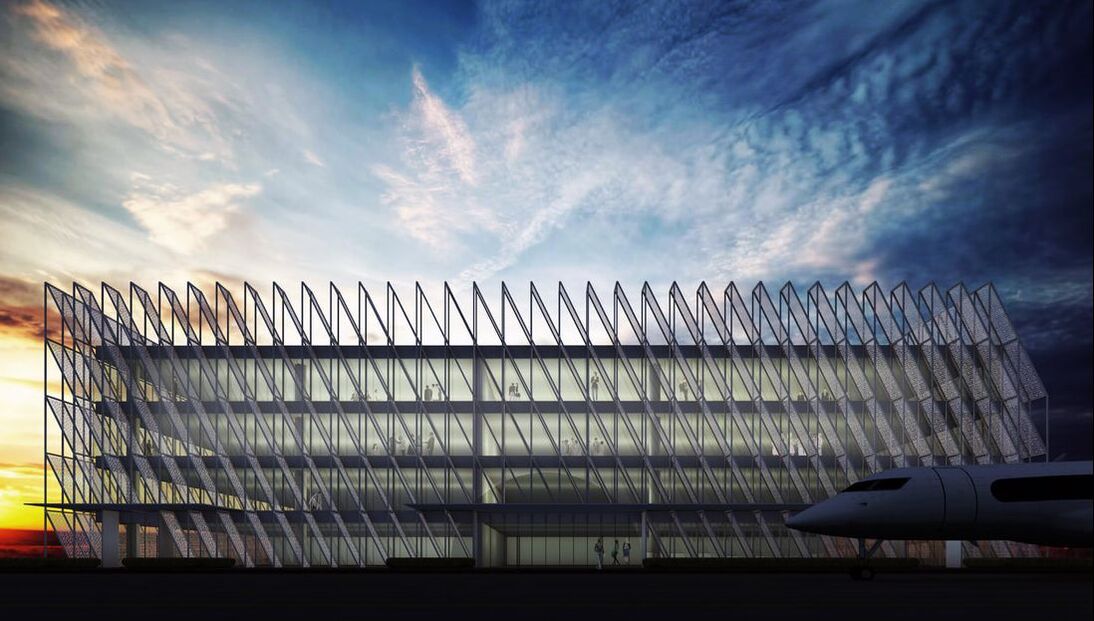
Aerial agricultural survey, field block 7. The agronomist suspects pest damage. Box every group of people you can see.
[369,432,437,456]
[560,436,610,455]
[592,537,631,569]
[421,383,444,401]
[503,375,607,400]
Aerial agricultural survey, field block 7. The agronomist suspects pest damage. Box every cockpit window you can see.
[842,477,910,493]
[990,474,1093,502]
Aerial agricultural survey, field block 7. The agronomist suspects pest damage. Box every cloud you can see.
[6,0,236,162]
[410,66,478,185]
[0,462,47,530]
[372,68,495,250]
[0,276,60,342]
[121,178,262,254]
[303,149,325,168]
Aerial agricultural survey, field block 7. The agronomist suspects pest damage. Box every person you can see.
[561,437,570,456]
[424,384,433,402]
[594,537,604,570]
[591,373,600,400]
[426,433,435,456]
[611,539,620,565]
[678,380,690,400]
[622,540,631,565]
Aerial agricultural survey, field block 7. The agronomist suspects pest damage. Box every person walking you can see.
[611,539,620,565]
[622,540,631,565]
[593,537,604,570]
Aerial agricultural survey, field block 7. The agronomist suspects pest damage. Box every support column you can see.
[472,511,481,567]
[101,510,120,568]
[125,518,138,559]
[640,510,648,562]
[945,540,963,569]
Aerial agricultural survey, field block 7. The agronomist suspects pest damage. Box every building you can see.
[41,281,1048,567]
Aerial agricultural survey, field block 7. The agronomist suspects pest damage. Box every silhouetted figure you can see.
[424,385,433,402]
[623,540,632,564]
[426,433,436,456]
[678,381,690,400]
[591,374,600,400]
[594,537,604,570]
[611,539,620,565]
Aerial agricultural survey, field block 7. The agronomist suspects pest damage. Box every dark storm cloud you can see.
[464,0,1092,457]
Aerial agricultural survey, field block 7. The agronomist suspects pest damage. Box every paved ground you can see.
[0,570,1089,620]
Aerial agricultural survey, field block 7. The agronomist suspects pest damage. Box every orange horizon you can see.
[0,527,63,558]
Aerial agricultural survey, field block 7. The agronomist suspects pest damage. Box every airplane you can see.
[786,460,1093,572]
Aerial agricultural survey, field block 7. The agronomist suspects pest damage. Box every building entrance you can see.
[478,512,643,567]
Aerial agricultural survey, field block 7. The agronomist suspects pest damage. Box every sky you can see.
[0,0,1091,530]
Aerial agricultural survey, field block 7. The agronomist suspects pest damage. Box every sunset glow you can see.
[0,0,1091,546]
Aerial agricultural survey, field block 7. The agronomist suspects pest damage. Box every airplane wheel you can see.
[850,566,875,581]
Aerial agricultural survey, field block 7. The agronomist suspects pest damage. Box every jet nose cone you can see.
[786,502,842,534]
[785,508,814,531]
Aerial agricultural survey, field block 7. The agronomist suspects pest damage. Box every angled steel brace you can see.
[555,284,672,554]
[528,284,644,504]
[129,284,257,564]
[746,284,836,497]
[918,284,990,463]
[246,283,401,559]
[269,283,422,554]
[173,283,309,565]
[890,284,961,460]
[153,284,282,566]
[806,283,881,465]
[188,283,334,565]
[121,283,250,561]
[311,283,454,556]
[584,284,702,557]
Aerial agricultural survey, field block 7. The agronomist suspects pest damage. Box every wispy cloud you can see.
[122,177,262,254]
[6,0,236,162]
[303,149,326,168]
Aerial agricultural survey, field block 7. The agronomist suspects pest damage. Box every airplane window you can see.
[990,474,1093,502]
[842,477,910,492]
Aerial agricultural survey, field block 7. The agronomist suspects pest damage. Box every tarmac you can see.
[0,569,1090,620]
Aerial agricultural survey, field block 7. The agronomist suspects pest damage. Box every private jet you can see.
[786,460,1092,576]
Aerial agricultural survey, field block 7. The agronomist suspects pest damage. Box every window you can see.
[990,474,1093,502]
[842,477,910,493]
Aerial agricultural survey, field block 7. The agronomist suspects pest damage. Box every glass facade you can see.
[42,281,1048,566]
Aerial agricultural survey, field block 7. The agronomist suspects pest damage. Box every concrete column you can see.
[101,510,121,568]
[945,540,963,569]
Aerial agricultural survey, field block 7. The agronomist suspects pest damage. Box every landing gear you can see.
[851,538,883,580]
[850,566,876,580]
